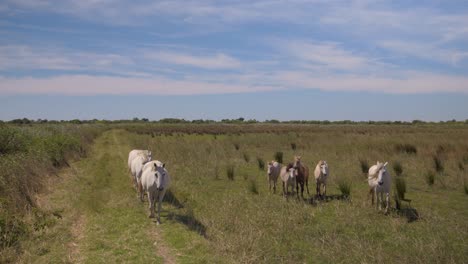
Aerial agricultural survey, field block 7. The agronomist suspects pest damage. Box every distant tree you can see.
[70,119,82,124]
[141,118,149,122]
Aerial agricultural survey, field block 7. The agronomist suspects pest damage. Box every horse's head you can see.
[153,163,167,191]
[147,151,153,162]
[267,162,273,176]
[320,161,329,176]
[377,162,388,185]
[293,155,302,169]
[288,167,297,179]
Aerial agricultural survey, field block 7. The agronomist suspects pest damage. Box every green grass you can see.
[125,124,468,263]
[10,124,468,263]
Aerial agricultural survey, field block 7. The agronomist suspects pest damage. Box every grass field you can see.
[2,124,468,263]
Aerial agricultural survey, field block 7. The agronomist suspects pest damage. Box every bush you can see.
[274,152,283,164]
[359,159,369,174]
[226,165,235,181]
[433,155,444,173]
[395,177,406,200]
[393,161,403,176]
[257,158,265,170]
[0,126,29,155]
[233,143,240,151]
[425,171,435,186]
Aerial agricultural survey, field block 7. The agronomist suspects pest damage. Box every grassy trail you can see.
[19,130,204,263]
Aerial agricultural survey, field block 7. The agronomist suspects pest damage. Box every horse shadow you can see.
[305,194,350,205]
[163,190,184,209]
[167,210,207,238]
[394,199,420,223]
[162,190,207,238]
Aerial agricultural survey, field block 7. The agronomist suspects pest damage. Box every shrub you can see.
[337,178,351,197]
[226,165,235,181]
[243,152,250,163]
[433,155,444,173]
[393,161,403,176]
[359,159,369,174]
[274,152,283,164]
[291,143,297,151]
[425,171,435,186]
[257,158,265,170]
[395,177,406,200]
[395,144,417,155]
[233,143,240,151]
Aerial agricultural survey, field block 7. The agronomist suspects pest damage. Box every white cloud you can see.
[1,70,467,95]
[379,40,468,66]
[146,51,241,69]
[284,41,376,71]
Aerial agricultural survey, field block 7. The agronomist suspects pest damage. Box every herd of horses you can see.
[268,156,391,213]
[128,150,392,224]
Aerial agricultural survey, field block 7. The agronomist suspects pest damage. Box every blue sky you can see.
[0,0,467,121]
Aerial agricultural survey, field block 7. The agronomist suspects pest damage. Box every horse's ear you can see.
[383,162,388,167]
[154,163,157,168]
[162,163,165,168]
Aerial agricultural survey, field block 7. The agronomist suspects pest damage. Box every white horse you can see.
[280,165,297,196]
[131,153,152,201]
[267,161,281,193]
[314,160,329,197]
[128,149,152,170]
[128,149,152,187]
[368,161,391,213]
[141,161,170,224]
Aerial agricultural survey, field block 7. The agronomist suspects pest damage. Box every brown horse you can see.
[293,156,310,199]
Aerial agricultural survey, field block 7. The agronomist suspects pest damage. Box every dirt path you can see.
[19,130,177,263]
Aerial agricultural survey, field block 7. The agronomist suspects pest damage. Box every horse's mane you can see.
[369,162,385,179]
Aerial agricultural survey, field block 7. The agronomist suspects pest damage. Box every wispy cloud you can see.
[379,40,468,66]
[283,41,377,71]
[146,51,241,69]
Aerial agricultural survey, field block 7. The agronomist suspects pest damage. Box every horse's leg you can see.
[300,182,304,199]
[157,190,165,225]
[282,182,286,197]
[148,191,155,218]
[273,179,277,194]
[323,183,326,197]
[296,181,300,199]
[385,192,390,214]
[316,181,320,197]
[369,188,374,205]
[138,182,144,202]
[306,178,310,196]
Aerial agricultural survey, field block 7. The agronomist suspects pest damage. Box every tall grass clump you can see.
[243,152,250,163]
[257,157,265,170]
[359,159,369,174]
[274,151,283,164]
[393,161,403,176]
[337,178,351,197]
[226,165,235,181]
[248,179,259,194]
[395,177,407,200]
[395,143,417,154]
[291,143,297,150]
[433,155,444,173]
[425,171,435,186]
